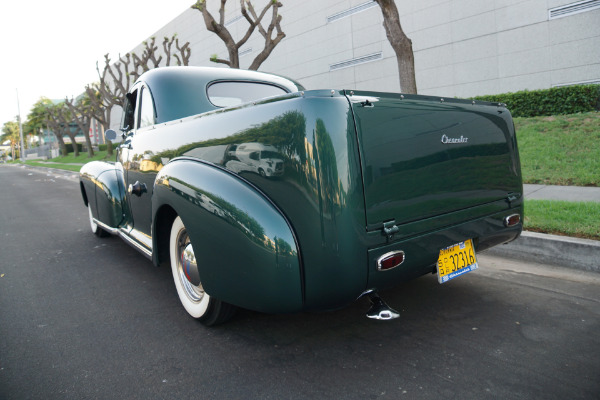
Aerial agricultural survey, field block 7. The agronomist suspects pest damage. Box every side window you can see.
[121,89,138,132]
[207,81,287,108]
[138,87,155,129]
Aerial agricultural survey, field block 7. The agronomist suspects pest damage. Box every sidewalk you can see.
[524,184,600,203]
[487,184,600,272]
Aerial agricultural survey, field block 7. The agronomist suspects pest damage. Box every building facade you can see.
[127,0,599,98]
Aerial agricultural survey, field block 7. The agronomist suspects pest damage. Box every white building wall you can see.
[127,0,600,98]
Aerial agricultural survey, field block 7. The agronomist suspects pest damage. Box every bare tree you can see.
[84,83,113,155]
[65,95,94,158]
[97,35,191,111]
[46,103,71,157]
[93,34,191,155]
[35,34,189,158]
[162,34,192,67]
[374,0,417,94]
[192,0,286,70]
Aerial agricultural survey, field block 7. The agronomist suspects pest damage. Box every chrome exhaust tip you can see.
[366,292,400,320]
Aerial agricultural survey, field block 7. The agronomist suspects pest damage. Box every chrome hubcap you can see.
[176,230,204,303]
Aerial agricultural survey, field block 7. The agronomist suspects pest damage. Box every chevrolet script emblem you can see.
[441,134,469,144]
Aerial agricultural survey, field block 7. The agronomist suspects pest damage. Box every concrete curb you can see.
[485,231,600,273]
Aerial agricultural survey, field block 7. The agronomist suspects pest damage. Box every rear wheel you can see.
[88,205,109,237]
[169,216,236,326]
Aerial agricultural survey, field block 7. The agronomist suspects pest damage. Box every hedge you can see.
[473,84,600,117]
[65,143,83,153]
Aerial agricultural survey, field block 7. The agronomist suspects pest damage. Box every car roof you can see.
[136,66,305,124]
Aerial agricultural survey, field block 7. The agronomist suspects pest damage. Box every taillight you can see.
[377,251,405,271]
[504,214,521,227]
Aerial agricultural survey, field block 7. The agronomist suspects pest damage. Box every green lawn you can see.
[524,200,600,240]
[22,150,112,172]
[515,112,600,187]
[49,150,111,164]
[23,161,83,172]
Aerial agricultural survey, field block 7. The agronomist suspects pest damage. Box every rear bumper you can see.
[365,206,523,291]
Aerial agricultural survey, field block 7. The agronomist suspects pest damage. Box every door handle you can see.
[128,181,147,197]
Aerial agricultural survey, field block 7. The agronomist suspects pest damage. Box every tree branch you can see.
[192,0,286,70]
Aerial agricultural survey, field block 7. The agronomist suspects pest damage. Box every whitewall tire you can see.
[169,216,235,325]
[88,205,109,237]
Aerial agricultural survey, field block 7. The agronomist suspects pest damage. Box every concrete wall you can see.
[129,0,600,97]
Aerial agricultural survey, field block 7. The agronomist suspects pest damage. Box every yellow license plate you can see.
[437,239,478,284]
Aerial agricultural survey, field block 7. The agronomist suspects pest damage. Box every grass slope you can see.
[515,112,599,187]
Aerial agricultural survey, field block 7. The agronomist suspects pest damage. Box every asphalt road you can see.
[1,164,599,400]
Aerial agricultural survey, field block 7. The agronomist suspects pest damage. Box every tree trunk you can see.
[66,132,79,157]
[374,0,417,94]
[103,117,113,156]
[64,99,95,158]
[84,123,94,158]
[55,135,68,157]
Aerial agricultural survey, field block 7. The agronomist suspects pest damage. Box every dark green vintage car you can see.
[80,66,523,325]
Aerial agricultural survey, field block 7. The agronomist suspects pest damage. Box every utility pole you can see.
[16,89,26,162]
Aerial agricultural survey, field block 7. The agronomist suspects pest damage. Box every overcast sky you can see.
[0,0,193,126]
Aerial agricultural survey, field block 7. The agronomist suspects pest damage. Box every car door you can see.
[122,84,158,252]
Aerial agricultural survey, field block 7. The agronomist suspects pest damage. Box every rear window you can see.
[207,81,287,107]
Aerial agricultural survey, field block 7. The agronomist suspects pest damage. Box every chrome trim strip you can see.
[376,250,405,271]
[119,230,153,259]
[92,218,119,235]
[128,228,153,250]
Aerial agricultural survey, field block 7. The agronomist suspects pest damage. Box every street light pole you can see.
[16,89,26,162]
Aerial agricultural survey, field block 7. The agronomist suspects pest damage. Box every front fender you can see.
[152,159,303,314]
[80,161,126,229]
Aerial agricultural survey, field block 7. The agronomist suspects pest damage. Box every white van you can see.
[226,143,285,177]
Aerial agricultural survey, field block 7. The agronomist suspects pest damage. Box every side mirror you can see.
[105,129,117,141]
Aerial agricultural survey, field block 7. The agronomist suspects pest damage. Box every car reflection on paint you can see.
[225,143,285,178]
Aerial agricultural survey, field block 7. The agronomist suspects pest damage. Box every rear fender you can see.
[79,161,127,229]
[152,158,303,314]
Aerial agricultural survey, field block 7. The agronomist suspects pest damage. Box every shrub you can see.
[98,144,107,151]
[473,84,600,117]
[65,143,83,153]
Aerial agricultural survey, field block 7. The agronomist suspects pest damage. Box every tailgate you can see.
[346,90,522,231]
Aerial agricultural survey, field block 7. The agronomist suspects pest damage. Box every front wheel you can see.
[169,216,236,326]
